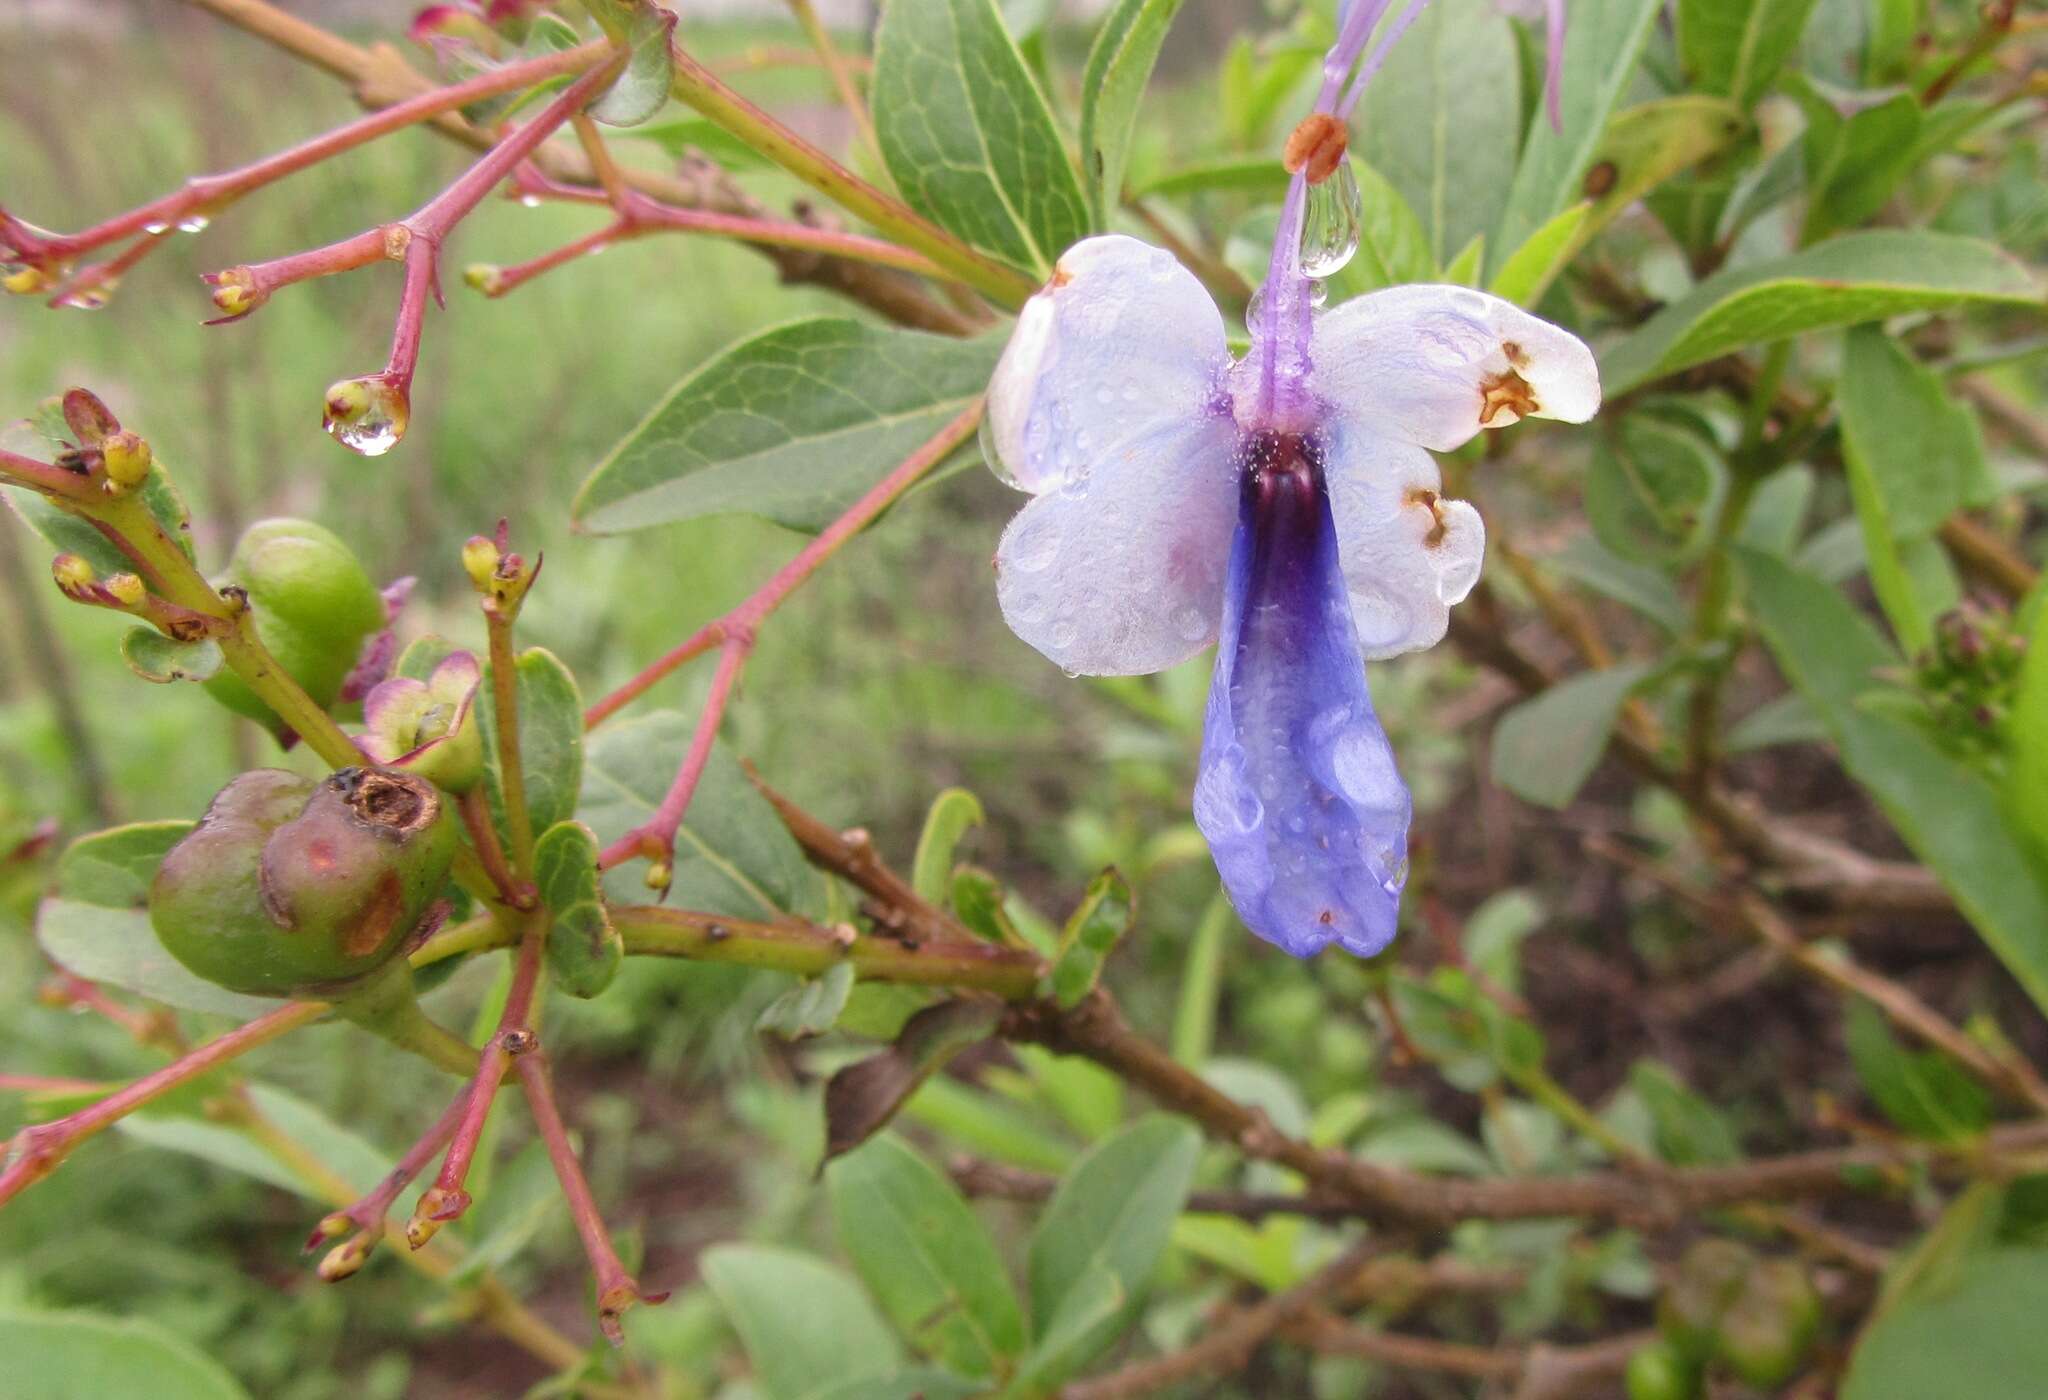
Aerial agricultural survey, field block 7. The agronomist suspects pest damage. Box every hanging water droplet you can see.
[1243,286,1266,331]
[1299,161,1362,279]
[55,280,116,311]
[519,194,542,210]
[142,220,171,236]
[322,376,410,457]
[1308,279,1329,309]
[176,214,210,234]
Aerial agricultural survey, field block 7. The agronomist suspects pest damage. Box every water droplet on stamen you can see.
[1299,161,1362,279]
[1308,279,1329,309]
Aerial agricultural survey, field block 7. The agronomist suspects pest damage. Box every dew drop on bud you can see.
[322,376,410,457]
[1300,161,1362,280]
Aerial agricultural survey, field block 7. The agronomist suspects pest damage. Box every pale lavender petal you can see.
[996,414,1240,675]
[1544,0,1566,132]
[360,675,429,735]
[1323,425,1485,658]
[985,235,1230,495]
[1193,433,1410,958]
[1309,284,1600,452]
[429,649,482,700]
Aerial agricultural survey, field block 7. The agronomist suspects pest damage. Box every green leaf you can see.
[1488,202,1591,308]
[1726,691,1830,751]
[1630,1061,1742,1165]
[912,788,985,905]
[586,0,675,127]
[119,628,222,683]
[1739,549,2048,1016]
[904,1074,1076,1173]
[624,116,773,171]
[1790,80,1921,243]
[1005,1265,1125,1397]
[1441,233,1485,286]
[701,1245,904,1400]
[1128,156,1283,200]
[534,819,621,998]
[1603,231,2041,393]
[1549,535,1689,634]
[815,1372,984,1400]
[1493,0,1665,263]
[1047,868,1134,1008]
[1170,893,1231,1066]
[580,711,818,918]
[0,1311,253,1400]
[1587,417,1729,565]
[1839,326,1995,537]
[828,1135,1027,1375]
[1573,96,1749,259]
[1355,0,1521,268]
[477,646,582,855]
[576,318,999,535]
[1335,160,1434,296]
[825,999,1005,1162]
[1844,999,1992,1144]
[1678,0,1823,106]
[757,961,856,1039]
[115,1082,396,1203]
[2010,597,2048,871]
[1078,0,1186,226]
[38,823,273,1019]
[1491,663,1652,809]
[6,398,195,572]
[871,0,1089,275]
[1025,1116,1198,1382]
[1845,1247,2048,1400]
[1843,431,1936,655]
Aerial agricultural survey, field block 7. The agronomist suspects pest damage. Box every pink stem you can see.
[584,397,984,731]
[0,1075,110,1097]
[0,1003,325,1210]
[411,919,546,1236]
[309,1088,470,1279]
[0,447,97,502]
[596,637,750,870]
[481,221,636,299]
[514,1048,665,1343]
[0,41,610,267]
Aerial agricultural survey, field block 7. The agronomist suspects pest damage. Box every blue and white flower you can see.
[985,233,1597,958]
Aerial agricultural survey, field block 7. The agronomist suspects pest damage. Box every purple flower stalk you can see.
[983,2,1595,958]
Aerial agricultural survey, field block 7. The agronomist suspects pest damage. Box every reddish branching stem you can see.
[589,399,984,881]
[309,1088,469,1281]
[410,918,546,1243]
[0,1002,325,1209]
[514,1047,668,1343]
[1,40,608,277]
[476,169,949,298]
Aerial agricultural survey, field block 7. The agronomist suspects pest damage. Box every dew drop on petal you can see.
[1300,161,1361,280]
[1173,603,1209,642]
[978,410,1028,491]
[1008,519,1060,573]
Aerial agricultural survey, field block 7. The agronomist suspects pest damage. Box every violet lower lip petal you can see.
[1193,431,1410,957]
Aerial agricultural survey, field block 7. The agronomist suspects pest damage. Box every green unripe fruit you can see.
[151,767,455,997]
[1625,1339,1701,1400]
[202,518,384,735]
[1657,1239,1755,1360]
[1715,1257,1821,1388]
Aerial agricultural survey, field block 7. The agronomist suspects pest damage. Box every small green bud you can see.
[203,266,266,320]
[150,767,456,998]
[203,518,385,738]
[461,535,500,591]
[100,430,152,491]
[1657,1238,1755,1360]
[51,553,96,594]
[1714,1257,1821,1388]
[3,262,50,295]
[463,263,504,296]
[1624,1339,1701,1400]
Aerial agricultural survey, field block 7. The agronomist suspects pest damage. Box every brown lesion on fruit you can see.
[1283,113,1349,184]
[1478,366,1539,427]
[333,766,439,838]
[342,873,405,957]
[1406,488,1450,547]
